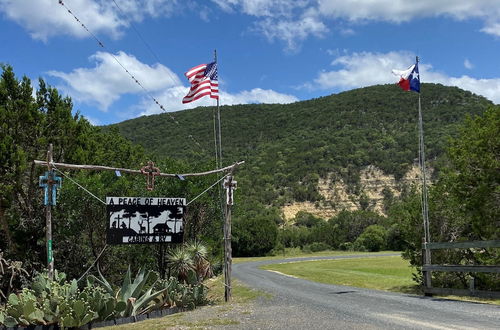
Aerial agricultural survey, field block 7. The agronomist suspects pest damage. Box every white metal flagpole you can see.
[416,56,432,290]
[215,50,223,169]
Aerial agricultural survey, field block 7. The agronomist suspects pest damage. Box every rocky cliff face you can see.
[281,165,429,220]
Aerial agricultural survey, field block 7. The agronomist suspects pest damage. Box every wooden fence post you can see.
[223,173,237,302]
[46,144,54,280]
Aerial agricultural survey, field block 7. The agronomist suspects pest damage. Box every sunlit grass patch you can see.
[110,314,239,330]
[206,275,272,304]
[261,255,417,293]
[234,249,398,264]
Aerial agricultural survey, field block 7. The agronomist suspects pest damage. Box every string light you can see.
[58,0,203,150]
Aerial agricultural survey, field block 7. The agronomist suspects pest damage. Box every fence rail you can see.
[423,240,500,299]
[426,240,500,250]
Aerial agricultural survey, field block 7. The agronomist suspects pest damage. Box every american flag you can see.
[182,61,219,103]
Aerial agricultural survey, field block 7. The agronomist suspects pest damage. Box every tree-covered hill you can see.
[111,83,491,209]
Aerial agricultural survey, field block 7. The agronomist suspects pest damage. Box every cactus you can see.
[79,286,126,321]
[59,298,97,328]
[3,290,46,326]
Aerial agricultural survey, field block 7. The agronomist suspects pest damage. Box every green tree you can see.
[355,225,387,252]
[395,107,499,289]
[233,213,279,257]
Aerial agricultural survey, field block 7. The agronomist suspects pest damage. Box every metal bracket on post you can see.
[223,176,237,205]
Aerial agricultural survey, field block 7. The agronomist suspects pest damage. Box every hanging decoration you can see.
[39,170,62,206]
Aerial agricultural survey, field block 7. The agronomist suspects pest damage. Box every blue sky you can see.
[1,0,500,125]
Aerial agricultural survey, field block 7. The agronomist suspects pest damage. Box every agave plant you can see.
[87,266,169,317]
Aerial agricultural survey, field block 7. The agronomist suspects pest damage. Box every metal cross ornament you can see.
[140,161,161,191]
[223,176,237,205]
[39,171,62,205]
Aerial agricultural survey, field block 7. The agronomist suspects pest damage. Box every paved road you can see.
[233,254,500,329]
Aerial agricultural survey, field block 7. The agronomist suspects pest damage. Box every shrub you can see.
[355,225,387,252]
[303,242,331,252]
[339,242,354,251]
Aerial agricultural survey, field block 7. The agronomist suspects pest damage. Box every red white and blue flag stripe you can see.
[182,62,219,103]
[392,62,420,93]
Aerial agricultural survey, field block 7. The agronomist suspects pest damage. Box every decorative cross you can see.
[39,171,62,206]
[140,161,161,191]
[223,176,237,205]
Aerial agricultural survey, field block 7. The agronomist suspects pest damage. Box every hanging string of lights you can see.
[58,0,204,150]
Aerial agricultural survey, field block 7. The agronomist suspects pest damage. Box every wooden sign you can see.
[106,197,185,244]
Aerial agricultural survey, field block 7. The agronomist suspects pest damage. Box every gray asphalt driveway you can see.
[232,254,500,329]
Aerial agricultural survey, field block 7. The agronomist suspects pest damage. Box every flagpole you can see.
[417,56,432,290]
[215,50,223,169]
[214,49,231,302]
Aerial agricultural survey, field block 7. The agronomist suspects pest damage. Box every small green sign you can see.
[48,240,53,263]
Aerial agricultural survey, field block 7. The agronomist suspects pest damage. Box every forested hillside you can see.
[113,83,491,210]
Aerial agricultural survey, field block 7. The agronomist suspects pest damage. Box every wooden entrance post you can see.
[37,144,56,279]
[46,145,54,280]
[223,175,237,302]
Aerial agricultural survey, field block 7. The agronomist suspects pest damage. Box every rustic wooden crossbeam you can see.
[34,160,244,177]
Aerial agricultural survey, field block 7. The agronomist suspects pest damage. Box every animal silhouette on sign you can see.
[138,220,147,234]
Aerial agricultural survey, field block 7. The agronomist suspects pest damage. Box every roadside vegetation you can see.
[0,241,213,328]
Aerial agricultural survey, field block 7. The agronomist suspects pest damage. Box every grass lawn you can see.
[233,249,398,264]
[262,255,418,293]
[205,275,272,304]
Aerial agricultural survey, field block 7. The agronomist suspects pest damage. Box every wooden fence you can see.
[422,240,500,299]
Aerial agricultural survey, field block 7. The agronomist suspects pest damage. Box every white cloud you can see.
[0,0,179,41]
[318,0,500,22]
[213,0,323,51]
[213,1,500,49]
[312,51,415,90]
[47,50,298,116]
[307,51,500,104]
[221,88,298,105]
[464,59,474,70]
[318,0,500,36]
[48,51,180,110]
[83,115,101,126]
[212,0,311,17]
[481,21,500,37]
[138,87,298,116]
[257,15,328,51]
[0,0,122,41]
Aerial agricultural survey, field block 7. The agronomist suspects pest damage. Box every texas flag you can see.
[392,62,420,93]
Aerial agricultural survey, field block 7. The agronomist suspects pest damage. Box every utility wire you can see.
[58,0,204,151]
[53,166,106,205]
[111,0,180,87]
[187,173,229,206]
[77,244,108,282]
